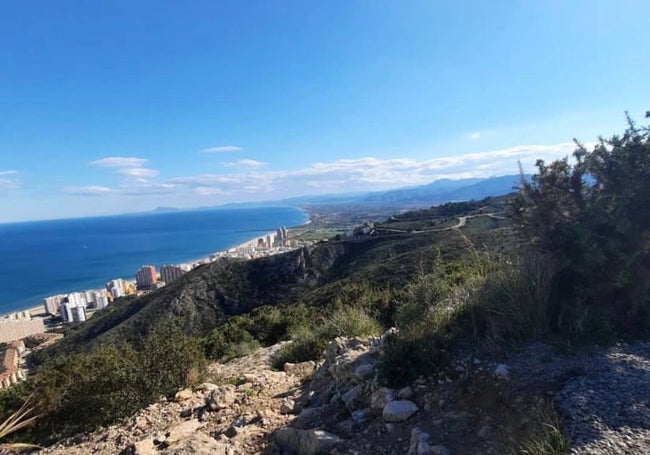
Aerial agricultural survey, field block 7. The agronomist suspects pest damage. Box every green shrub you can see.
[23,321,206,440]
[271,326,328,369]
[328,305,382,339]
[510,116,650,336]
[463,253,556,342]
[202,303,315,362]
[377,332,448,387]
[272,305,381,369]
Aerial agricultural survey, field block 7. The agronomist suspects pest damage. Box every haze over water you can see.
[0,207,307,314]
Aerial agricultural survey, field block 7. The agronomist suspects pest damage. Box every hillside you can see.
[36,195,511,363]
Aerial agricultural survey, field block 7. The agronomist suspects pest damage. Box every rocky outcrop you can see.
[39,334,650,454]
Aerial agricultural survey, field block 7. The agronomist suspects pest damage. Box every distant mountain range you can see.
[281,174,528,207]
[155,174,528,213]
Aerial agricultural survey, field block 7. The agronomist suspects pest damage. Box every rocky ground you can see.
[38,335,650,455]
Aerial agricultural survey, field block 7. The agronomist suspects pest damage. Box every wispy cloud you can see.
[170,174,244,186]
[0,170,20,191]
[200,145,243,153]
[120,182,178,196]
[194,187,226,196]
[69,141,584,202]
[89,157,148,168]
[64,185,113,196]
[222,159,267,168]
[118,168,160,179]
[470,132,481,140]
[168,141,582,198]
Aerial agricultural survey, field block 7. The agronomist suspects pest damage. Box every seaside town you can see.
[0,226,310,389]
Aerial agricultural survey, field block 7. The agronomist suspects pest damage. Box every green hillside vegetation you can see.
[1,118,648,446]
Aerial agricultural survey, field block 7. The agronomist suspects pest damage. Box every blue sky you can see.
[1,0,648,222]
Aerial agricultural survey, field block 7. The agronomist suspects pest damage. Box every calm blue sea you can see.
[0,207,307,314]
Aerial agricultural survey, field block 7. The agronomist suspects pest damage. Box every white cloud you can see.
[470,132,481,140]
[118,168,160,179]
[166,141,582,199]
[67,141,584,204]
[200,145,243,153]
[222,159,267,169]
[0,170,18,176]
[65,185,113,195]
[89,157,149,168]
[170,174,244,186]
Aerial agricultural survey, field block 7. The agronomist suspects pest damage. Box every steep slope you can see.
[37,232,459,360]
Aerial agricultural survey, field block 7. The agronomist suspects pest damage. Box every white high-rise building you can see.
[43,294,65,316]
[95,291,109,309]
[61,293,87,323]
[106,278,127,298]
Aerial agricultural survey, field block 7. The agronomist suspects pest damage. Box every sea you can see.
[0,206,307,315]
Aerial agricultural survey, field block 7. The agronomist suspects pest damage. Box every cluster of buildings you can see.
[43,288,113,323]
[0,340,26,389]
[215,227,306,260]
[0,311,45,344]
[35,227,301,325]
[0,312,47,389]
[40,262,195,323]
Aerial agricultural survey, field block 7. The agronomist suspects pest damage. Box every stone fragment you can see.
[206,385,236,411]
[407,427,431,455]
[164,420,203,445]
[370,387,395,409]
[382,400,418,422]
[275,428,342,455]
[342,384,364,412]
[397,386,414,400]
[131,438,156,455]
[351,408,371,424]
[167,432,233,454]
[494,363,510,380]
[174,388,194,402]
[280,398,296,415]
[432,444,451,455]
[284,360,316,378]
[354,363,375,381]
[196,382,220,392]
[477,424,492,439]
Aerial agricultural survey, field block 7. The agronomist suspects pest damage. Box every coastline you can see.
[1,211,312,320]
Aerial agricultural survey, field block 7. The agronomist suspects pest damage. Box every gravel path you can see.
[507,341,650,454]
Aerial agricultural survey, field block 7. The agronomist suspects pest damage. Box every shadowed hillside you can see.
[36,196,511,362]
